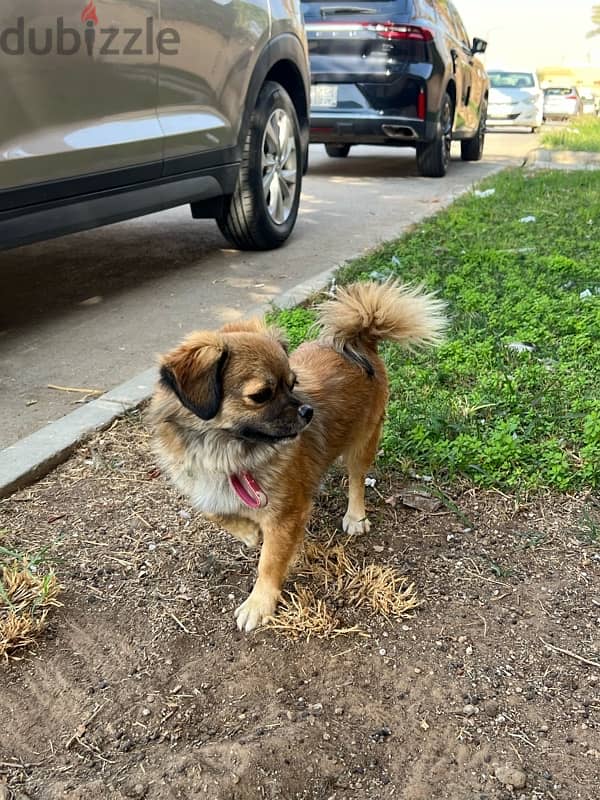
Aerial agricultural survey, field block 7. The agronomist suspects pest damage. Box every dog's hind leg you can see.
[341,416,383,534]
[206,514,261,549]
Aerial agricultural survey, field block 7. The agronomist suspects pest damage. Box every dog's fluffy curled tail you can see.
[317,280,447,357]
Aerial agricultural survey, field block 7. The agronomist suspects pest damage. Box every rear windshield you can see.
[489,72,535,89]
[544,87,575,96]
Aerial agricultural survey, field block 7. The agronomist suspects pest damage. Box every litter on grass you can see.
[474,188,496,198]
[519,215,536,223]
[508,342,536,353]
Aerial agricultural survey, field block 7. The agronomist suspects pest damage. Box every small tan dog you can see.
[149,281,445,631]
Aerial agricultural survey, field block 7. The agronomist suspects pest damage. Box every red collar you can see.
[229,472,268,509]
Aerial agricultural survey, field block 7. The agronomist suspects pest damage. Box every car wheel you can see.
[217,81,302,250]
[416,91,453,177]
[325,144,351,158]
[460,101,487,161]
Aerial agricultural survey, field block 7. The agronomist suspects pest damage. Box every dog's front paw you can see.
[234,587,279,632]
[343,513,371,535]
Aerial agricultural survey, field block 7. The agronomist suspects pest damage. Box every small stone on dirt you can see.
[463,704,478,717]
[484,700,499,717]
[494,765,527,789]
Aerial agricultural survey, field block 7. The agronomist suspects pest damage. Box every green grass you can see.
[273,169,600,492]
[540,116,600,152]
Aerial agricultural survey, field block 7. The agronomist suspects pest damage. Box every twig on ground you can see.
[65,702,107,750]
[165,609,191,634]
[47,384,103,395]
[539,637,600,669]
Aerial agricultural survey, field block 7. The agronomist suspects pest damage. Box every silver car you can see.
[486,69,543,132]
[0,1,310,251]
[543,87,583,121]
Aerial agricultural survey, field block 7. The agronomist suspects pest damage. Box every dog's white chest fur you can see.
[176,468,245,515]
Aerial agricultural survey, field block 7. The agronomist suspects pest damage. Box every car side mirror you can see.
[472,38,487,54]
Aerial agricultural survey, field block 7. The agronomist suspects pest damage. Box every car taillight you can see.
[363,23,433,41]
[566,94,578,100]
[417,87,426,120]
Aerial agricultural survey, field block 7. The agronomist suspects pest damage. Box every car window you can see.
[436,1,464,46]
[447,1,471,48]
[414,0,437,21]
[544,87,575,96]
[489,72,536,89]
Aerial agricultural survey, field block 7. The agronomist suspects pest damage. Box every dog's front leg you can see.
[234,509,308,632]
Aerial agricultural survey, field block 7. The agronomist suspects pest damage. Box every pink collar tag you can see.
[229,472,268,509]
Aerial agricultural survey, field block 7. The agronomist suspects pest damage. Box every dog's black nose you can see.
[298,404,313,423]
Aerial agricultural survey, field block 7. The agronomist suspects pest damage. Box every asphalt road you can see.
[0,132,537,449]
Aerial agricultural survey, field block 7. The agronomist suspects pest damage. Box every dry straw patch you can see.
[0,549,62,661]
[265,538,420,640]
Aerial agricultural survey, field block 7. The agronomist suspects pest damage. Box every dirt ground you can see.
[1,409,599,800]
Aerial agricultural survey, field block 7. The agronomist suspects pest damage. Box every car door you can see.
[434,1,471,133]
[0,0,163,205]
[158,0,270,175]
[446,2,477,132]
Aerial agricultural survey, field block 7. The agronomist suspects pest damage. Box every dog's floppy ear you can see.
[159,334,229,420]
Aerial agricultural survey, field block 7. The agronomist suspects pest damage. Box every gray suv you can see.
[0,0,310,251]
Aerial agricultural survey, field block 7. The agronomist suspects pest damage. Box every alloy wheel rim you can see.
[261,109,297,225]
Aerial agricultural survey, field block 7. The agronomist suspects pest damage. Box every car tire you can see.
[325,144,351,158]
[460,102,486,162]
[217,81,302,250]
[416,91,453,177]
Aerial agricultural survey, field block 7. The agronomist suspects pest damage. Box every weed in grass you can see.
[487,559,514,580]
[0,538,63,660]
[265,538,419,639]
[273,169,600,492]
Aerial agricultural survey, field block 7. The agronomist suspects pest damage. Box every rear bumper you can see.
[486,109,542,128]
[309,111,435,145]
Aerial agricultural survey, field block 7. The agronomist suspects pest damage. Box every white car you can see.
[543,87,583,121]
[486,69,543,132]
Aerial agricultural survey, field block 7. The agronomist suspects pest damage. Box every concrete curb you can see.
[0,271,338,501]
[525,148,600,170]
[0,370,157,499]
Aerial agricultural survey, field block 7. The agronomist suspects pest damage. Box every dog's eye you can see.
[249,387,273,404]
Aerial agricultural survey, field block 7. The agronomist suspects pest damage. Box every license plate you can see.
[311,85,338,108]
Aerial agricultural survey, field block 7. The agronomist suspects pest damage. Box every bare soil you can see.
[1,410,599,800]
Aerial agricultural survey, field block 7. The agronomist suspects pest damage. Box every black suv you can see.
[302,0,488,176]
